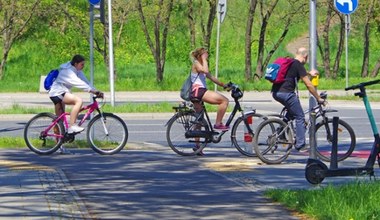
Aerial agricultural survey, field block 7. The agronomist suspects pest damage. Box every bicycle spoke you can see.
[166,112,209,156]
[254,118,292,164]
[87,113,128,155]
[231,113,266,157]
[24,113,63,155]
[315,119,356,162]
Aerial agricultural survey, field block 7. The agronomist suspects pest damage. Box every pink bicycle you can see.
[23,95,128,155]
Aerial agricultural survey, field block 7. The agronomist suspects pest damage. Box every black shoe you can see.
[295,144,309,152]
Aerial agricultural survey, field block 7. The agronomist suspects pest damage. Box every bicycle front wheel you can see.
[315,118,356,162]
[166,112,209,156]
[24,112,64,155]
[253,118,293,164]
[87,113,128,155]
[231,113,266,157]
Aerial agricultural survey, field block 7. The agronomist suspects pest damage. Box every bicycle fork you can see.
[98,113,110,136]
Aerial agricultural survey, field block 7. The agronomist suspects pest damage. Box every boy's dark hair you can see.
[70,54,85,66]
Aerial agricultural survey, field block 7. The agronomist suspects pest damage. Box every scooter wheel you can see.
[305,163,326,185]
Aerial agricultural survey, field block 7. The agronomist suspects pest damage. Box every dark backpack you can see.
[43,69,59,91]
[264,57,294,84]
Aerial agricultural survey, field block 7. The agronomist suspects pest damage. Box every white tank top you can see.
[191,71,207,88]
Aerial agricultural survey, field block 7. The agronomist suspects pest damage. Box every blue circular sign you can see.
[334,0,358,14]
[88,0,101,5]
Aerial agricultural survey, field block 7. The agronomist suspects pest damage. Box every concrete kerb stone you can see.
[0,160,91,219]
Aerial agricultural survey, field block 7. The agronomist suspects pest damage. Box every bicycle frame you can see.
[193,90,254,143]
[42,97,101,138]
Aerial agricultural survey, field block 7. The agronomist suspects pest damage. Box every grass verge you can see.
[265,180,380,220]
[0,102,223,114]
[3,137,99,150]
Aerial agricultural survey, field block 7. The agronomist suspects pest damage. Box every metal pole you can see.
[108,0,115,106]
[309,0,317,110]
[345,14,349,88]
[214,11,221,92]
[89,5,95,107]
[309,112,317,159]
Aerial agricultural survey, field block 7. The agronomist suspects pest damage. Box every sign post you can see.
[309,0,318,159]
[214,0,227,91]
[88,0,101,5]
[334,0,358,88]
[88,0,115,106]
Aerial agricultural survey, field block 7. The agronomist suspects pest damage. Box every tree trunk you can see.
[332,14,345,79]
[371,58,380,77]
[361,0,375,77]
[320,3,332,79]
[255,0,279,78]
[263,20,290,70]
[255,0,297,78]
[200,0,216,50]
[187,0,196,48]
[137,0,174,82]
[244,0,258,81]
[0,0,41,80]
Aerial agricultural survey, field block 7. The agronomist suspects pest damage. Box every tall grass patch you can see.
[265,181,380,220]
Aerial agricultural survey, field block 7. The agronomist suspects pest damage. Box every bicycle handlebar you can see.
[345,79,380,91]
[224,81,237,91]
[224,82,244,100]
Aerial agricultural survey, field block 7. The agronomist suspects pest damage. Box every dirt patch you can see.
[203,159,260,172]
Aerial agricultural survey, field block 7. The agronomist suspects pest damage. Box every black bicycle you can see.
[166,82,266,156]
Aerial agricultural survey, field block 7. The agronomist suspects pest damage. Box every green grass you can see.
[265,181,380,220]
[0,101,225,114]
[0,137,28,149]
[1,137,96,150]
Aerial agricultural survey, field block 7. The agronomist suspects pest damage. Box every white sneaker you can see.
[67,125,84,134]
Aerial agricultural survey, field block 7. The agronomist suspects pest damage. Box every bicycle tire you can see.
[87,113,128,155]
[315,118,356,162]
[166,111,209,156]
[253,118,293,164]
[24,112,64,155]
[230,112,266,157]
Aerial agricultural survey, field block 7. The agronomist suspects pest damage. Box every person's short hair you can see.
[296,48,308,58]
[70,54,85,66]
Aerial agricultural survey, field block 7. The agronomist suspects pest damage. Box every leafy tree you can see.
[252,0,303,79]
[137,0,174,82]
[0,0,41,79]
[361,0,376,77]
[244,0,258,81]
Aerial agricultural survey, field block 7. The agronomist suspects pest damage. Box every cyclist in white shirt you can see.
[49,54,103,134]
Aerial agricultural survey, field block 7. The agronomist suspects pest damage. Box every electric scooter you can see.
[305,79,380,184]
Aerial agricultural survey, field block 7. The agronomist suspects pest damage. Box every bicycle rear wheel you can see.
[87,113,128,155]
[253,118,293,164]
[24,112,63,155]
[315,118,356,162]
[231,112,266,157]
[166,112,209,156]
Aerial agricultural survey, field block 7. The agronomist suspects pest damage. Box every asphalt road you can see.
[1,91,380,219]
